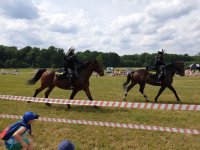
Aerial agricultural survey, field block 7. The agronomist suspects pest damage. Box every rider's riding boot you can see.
[68,75,74,89]
[63,72,67,79]
[156,74,162,83]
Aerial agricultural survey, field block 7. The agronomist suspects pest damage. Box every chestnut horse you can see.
[27,59,104,107]
[123,61,185,102]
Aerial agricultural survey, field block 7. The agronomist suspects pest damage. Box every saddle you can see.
[146,65,167,82]
[146,66,159,80]
[55,69,68,80]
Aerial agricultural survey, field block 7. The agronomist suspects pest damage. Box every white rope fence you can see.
[1,114,199,135]
[0,95,199,111]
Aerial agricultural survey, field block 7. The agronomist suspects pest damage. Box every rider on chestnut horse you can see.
[63,47,83,89]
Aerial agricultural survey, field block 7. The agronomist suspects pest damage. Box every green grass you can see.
[0,69,200,150]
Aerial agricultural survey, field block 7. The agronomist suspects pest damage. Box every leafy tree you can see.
[96,54,104,68]
[27,47,40,67]
[0,45,199,68]
[102,52,120,67]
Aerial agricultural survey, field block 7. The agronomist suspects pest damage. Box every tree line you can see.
[0,45,199,68]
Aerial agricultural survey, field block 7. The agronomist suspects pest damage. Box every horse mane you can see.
[84,60,93,66]
[166,62,175,67]
[166,61,184,69]
[78,59,94,70]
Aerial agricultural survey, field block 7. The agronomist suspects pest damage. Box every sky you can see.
[0,0,200,56]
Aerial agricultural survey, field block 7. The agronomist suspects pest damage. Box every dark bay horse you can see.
[123,61,185,102]
[27,59,104,107]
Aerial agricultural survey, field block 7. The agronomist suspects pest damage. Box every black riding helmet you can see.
[67,47,75,55]
[158,49,164,54]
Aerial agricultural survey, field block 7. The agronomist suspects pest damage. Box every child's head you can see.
[23,112,39,124]
[58,140,75,150]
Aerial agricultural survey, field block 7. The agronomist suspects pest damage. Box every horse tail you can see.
[123,71,133,89]
[26,69,46,85]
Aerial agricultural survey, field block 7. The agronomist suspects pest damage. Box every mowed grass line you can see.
[0,70,200,150]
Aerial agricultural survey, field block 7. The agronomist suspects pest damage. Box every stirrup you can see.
[69,85,74,89]
[156,79,161,84]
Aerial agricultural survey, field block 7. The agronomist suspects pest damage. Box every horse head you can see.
[90,59,104,76]
[175,61,185,76]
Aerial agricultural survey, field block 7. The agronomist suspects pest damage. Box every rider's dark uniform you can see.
[155,49,166,83]
[64,47,82,88]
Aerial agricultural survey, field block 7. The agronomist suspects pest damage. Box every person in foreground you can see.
[58,140,75,150]
[3,112,39,150]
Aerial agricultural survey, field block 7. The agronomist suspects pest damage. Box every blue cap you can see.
[23,112,39,123]
[58,140,75,150]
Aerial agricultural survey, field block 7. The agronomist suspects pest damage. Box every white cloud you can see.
[0,0,200,55]
[146,0,198,21]
[0,0,39,19]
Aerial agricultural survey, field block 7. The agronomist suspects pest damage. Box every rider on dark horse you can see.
[155,49,166,83]
[63,47,83,89]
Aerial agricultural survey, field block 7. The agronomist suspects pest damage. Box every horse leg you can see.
[139,83,149,102]
[44,86,55,106]
[68,89,79,109]
[123,82,137,101]
[167,84,181,101]
[27,87,46,103]
[33,87,46,97]
[154,86,166,103]
[84,88,93,100]
[84,88,98,108]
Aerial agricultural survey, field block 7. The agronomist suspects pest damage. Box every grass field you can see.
[0,69,200,150]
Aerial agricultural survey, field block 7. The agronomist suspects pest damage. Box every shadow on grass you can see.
[25,101,129,114]
[56,105,130,114]
[124,98,200,105]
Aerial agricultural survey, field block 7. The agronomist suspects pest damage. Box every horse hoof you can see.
[154,100,158,103]
[46,103,52,106]
[67,104,71,109]
[93,105,98,109]
[146,100,149,102]
[27,101,31,103]
[123,97,126,101]
[177,99,181,102]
